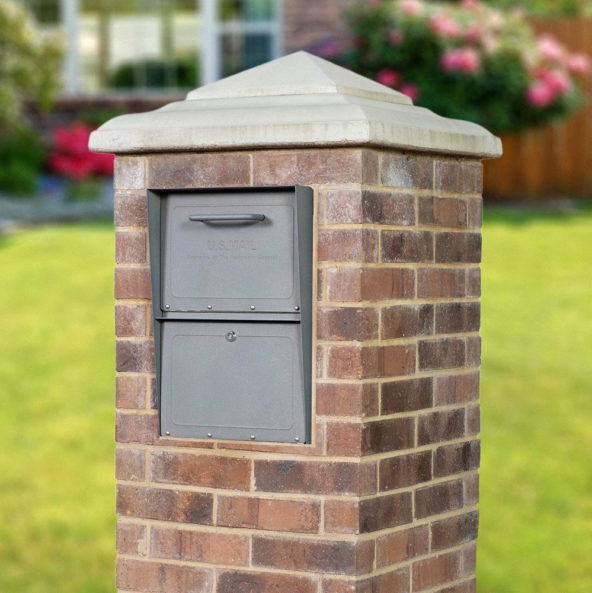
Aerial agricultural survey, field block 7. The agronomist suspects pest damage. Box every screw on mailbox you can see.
[207,305,213,310]
[165,304,170,309]
[250,305,256,310]
[225,331,237,342]
[250,435,256,440]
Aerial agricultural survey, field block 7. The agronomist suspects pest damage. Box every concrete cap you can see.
[90,51,502,158]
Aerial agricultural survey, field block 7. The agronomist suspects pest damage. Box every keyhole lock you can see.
[225,331,237,342]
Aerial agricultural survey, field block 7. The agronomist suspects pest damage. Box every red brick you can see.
[325,267,415,302]
[464,473,479,505]
[436,302,480,334]
[218,570,317,593]
[381,377,433,414]
[466,336,481,366]
[114,157,145,190]
[382,230,434,263]
[412,551,461,591]
[114,191,148,226]
[381,154,434,190]
[418,268,466,298]
[466,267,481,297]
[435,233,481,263]
[254,460,376,496]
[326,422,363,456]
[324,499,359,534]
[252,537,373,575]
[435,373,479,405]
[461,543,477,576]
[327,344,415,379]
[418,338,465,371]
[151,451,251,490]
[217,496,320,533]
[116,339,155,372]
[151,527,248,566]
[362,417,415,454]
[419,196,467,228]
[439,579,476,593]
[147,153,250,188]
[466,405,480,435]
[318,229,378,262]
[116,447,146,481]
[379,451,432,491]
[116,411,158,444]
[434,441,480,477]
[117,557,211,593]
[115,266,152,299]
[322,578,372,593]
[467,198,483,228]
[317,307,379,341]
[117,521,147,556]
[435,161,482,194]
[359,491,412,532]
[116,374,147,409]
[382,304,434,339]
[115,303,148,337]
[316,382,379,417]
[431,511,479,551]
[117,484,213,525]
[376,525,429,567]
[115,229,147,264]
[418,409,466,445]
[372,568,410,593]
[415,480,464,519]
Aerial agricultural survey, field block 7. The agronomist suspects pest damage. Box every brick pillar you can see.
[113,147,483,593]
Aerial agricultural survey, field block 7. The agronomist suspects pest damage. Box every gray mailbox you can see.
[148,186,313,443]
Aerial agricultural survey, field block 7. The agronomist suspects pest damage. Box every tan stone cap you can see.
[89,51,502,159]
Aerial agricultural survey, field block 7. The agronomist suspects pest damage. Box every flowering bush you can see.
[48,123,114,182]
[319,0,590,133]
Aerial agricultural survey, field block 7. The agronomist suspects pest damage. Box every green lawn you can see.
[0,210,590,593]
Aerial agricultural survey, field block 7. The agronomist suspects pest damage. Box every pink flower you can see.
[565,53,591,75]
[388,30,404,45]
[461,0,479,9]
[376,68,401,87]
[526,82,556,107]
[317,41,342,58]
[441,48,481,73]
[465,25,483,43]
[538,69,571,93]
[538,35,564,62]
[399,83,420,101]
[399,0,423,16]
[430,15,461,38]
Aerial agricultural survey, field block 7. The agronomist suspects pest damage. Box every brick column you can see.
[113,146,482,593]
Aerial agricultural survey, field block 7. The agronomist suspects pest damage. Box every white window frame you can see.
[201,0,282,85]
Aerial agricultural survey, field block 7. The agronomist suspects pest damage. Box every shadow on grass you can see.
[484,199,592,226]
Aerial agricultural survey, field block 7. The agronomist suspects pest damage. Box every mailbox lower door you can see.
[160,321,307,443]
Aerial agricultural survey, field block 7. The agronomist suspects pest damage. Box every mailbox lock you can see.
[225,331,237,342]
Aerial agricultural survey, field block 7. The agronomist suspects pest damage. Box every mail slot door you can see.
[161,191,299,313]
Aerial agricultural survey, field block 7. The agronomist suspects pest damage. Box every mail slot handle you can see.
[188,213,266,223]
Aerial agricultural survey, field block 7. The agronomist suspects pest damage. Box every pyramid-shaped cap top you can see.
[186,51,412,105]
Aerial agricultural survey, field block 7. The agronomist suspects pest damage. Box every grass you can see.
[0,210,590,592]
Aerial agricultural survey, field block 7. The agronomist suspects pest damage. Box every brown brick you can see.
[382,304,434,339]
[115,303,148,337]
[217,496,320,533]
[362,417,415,454]
[325,267,414,302]
[439,579,476,593]
[115,229,147,264]
[381,154,433,190]
[431,511,479,551]
[147,153,250,188]
[218,570,317,593]
[252,537,373,575]
[117,485,213,525]
[359,491,412,532]
[376,525,429,567]
[326,422,363,456]
[316,382,379,417]
[464,473,479,505]
[151,451,251,490]
[461,543,477,576]
[419,196,467,228]
[372,568,410,593]
[418,268,466,298]
[435,161,482,194]
[466,336,481,366]
[114,191,148,227]
[326,189,415,225]
[116,339,155,372]
[114,157,145,190]
[254,460,376,496]
[151,527,248,566]
[381,377,433,414]
[115,266,152,299]
[317,307,379,341]
[116,374,147,409]
[418,338,465,371]
[412,551,461,591]
[466,267,481,297]
[436,302,480,334]
[382,230,433,263]
[435,373,479,405]
[117,557,211,593]
[116,447,146,481]
[434,441,480,477]
[328,344,416,379]
[466,405,480,435]
[149,376,157,409]
[324,499,359,534]
[435,233,481,263]
[379,451,432,491]
[117,521,147,556]
[415,480,464,519]
[467,198,483,228]
[116,411,158,444]
[322,578,372,593]
[318,229,378,262]
[418,409,466,445]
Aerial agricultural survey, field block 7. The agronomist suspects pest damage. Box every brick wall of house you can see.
[113,147,482,593]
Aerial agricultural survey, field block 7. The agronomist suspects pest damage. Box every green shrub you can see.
[0,127,46,196]
[108,56,199,90]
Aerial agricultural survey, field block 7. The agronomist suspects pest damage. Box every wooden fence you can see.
[484,18,592,201]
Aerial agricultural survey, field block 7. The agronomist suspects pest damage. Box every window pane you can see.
[219,0,275,22]
[220,32,272,77]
